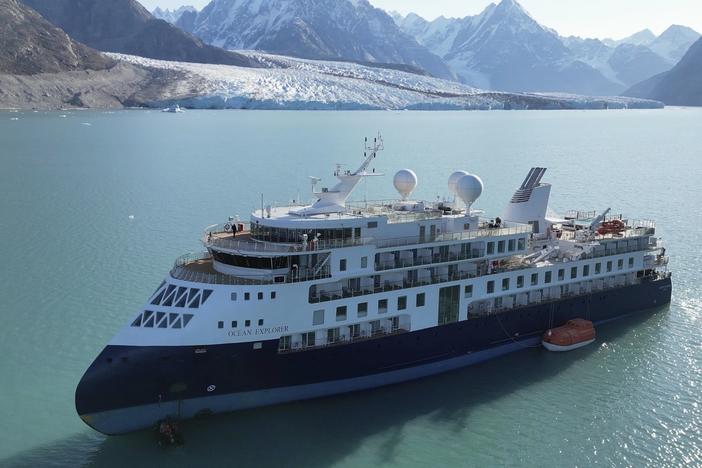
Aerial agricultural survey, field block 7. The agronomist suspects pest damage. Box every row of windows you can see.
[486,258,635,294]
[279,316,403,351]
[150,284,212,309]
[132,310,194,329]
[218,318,264,329]
[313,293,426,326]
[338,256,369,272]
[486,237,526,255]
[231,291,277,301]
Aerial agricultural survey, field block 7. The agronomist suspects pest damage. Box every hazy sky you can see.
[139,0,702,40]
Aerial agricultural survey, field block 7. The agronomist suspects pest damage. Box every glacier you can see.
[111,52,663,111]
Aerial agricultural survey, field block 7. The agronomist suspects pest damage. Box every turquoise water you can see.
[0,109,700,467]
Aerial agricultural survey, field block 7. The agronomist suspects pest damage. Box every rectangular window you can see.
[498,240,506,253]
[502,278,510,291]
[278,336,291,351]
[230,292,237,301]
[361,256,368,268]
[339,259,347,271]
[583,265,590,277]
[257,292,263,300]
[607,261,613,272]
[244,292,250,300]
[464,223,470,230]
[397,296,407,311]
[245,320,251,327]
[464,285,473,298]
[218,321,223,329]
[327,328,340,343]
[508,239,516,251]
[531,273,538,285]
[258,319,264,326]
[354,227,361,238]
[487,280,495,294]
[231,320,237,328]
[416,293,425,307]
[618,259,624,270]
[518,238,526,250]
[558,269,565,281]
[313,309,324,325]
[438,285,460,325]
[628,257,634,268]
[487,242,495,255]
[302,331,315,347]
[570,267,577,279]
[357,302,368,317]
[367,221,378,228]
[378,298,388,314]
[270,291,276,299]
[517,275,524,288]
[545,271,552,284]
[595,263,602,274]
[336,306,347,321]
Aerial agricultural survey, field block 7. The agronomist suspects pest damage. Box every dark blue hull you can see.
[76,276,671,434]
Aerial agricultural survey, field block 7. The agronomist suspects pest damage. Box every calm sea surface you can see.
[0,109,700,467]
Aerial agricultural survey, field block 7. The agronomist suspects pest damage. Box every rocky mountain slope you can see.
[624,37,702,106]
[182,0,454,80]
[152,5,195,24]
[20,0,258,67]
[0,0,112,75]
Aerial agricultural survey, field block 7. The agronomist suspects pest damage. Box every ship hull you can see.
[76,276,671,435]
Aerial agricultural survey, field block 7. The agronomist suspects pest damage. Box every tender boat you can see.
[542,318,596,351]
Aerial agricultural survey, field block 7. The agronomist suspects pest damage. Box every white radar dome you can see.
[456,174,484,208]
[448,170,469,195]
[393,169,418,200]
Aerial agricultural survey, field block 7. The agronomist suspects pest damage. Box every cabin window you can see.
[487,281,495,294]
[258,319,264,326]
[357,302,368,318]
[595,263,602,274]
[257,292,263,300]
[416,292,426,307]
[618,259,624,270]
[487,242,495,255]
[231,292,237,301]
[244,292,250,301]
[398,296,407,311]
[336,306,347,321]
[502,278,510,291]
[279,336,291,351]
[583,265,590,277]
[231,321,237,328]
[464,285,473,298]
[313,309,324,325]
[302,331,315,347]
[517,275,524,288]
[518,238,526,250]
[367,221,378,228]
[354,227,361,238]
[245,320,251,327]
[531,273,538,285]
[545,271,552,284]
[339,259,347,272]
[217,321,223,329]
[508,239,516,251]
[378,298,388,314]
[361,256,368,268]
[628,257,634,268]
[558,269,565,281]
[327,328,340,343]
[607,261,613,272]
[271,291,276,299]
[498,240,506,253]
[570,267,577,279]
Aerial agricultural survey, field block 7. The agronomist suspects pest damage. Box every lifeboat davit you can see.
[542,319,596,352]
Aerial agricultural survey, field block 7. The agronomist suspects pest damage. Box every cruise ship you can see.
[75,136,672,435]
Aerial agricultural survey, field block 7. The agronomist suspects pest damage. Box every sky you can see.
[138,0,702,40]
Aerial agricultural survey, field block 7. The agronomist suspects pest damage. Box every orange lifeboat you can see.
[542,319,596,352]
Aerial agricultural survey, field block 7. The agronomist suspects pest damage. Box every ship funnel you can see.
[502,167,550,234]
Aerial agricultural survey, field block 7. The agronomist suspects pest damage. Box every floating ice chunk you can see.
[128,215,135,219]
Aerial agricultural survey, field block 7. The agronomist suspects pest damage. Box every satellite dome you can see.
[393,169,417,200]
[456,174,483,208]
[448,170,469,195]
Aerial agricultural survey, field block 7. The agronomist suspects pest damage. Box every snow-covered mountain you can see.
[152,5,196,24]
[111,51,662,110]
[186,0,454,80]
[648,25,701,63]
[395,0,699,93]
